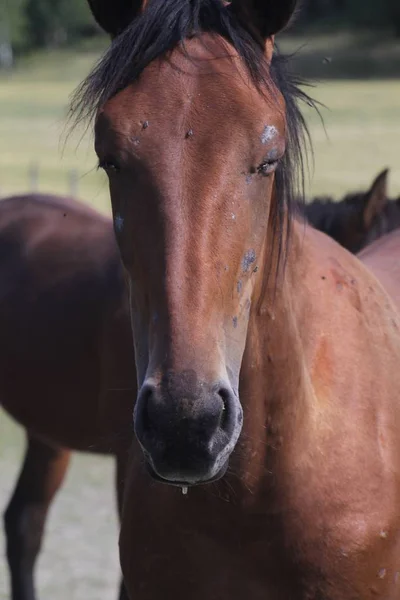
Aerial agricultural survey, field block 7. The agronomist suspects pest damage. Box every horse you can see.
[343,182,400,252]
[358,228,400,310]
[303,168,397,253]
[73,0,400,598]
[0,192,135,600]
[76,0,400,598]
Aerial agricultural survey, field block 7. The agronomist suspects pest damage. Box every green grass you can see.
[0,47,111,214]
[0,44,399,214]
[303,80,400,197]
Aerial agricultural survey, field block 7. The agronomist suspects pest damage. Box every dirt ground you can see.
[0,410,120,600]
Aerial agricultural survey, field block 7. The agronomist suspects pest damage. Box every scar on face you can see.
[261,125,278,145]
[114,213,124,232]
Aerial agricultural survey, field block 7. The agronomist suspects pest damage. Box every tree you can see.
[342,0,400,31]
[0,0,27,59]
[387,0,400,36]
[305,0,346,18]
[25,0,96,47]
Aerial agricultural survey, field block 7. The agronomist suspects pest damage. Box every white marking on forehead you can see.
[261,125,278,145]
[114,213,124,232]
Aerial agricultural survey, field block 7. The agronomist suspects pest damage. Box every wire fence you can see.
[0,163,82,199]
[0,162,111,215]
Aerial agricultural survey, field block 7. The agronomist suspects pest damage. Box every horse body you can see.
[0,193,134,452]
[0,193,134,600]
[120,221,400,600]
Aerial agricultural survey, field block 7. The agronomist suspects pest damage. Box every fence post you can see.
[0,5,14,70]
[68,168,79,197]
[28,163,39,192]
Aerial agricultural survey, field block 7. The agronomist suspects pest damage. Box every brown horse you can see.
[0,193,134,600]
[304,168,398,253]
[358,228,400,310]
[76,0,400,598]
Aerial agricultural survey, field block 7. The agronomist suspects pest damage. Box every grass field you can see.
[0,412,120,600]
[0,47,111,214]
[0,40,400,600]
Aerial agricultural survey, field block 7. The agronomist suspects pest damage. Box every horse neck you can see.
[233,220,326,493]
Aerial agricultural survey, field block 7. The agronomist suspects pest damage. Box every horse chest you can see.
[121,454,400,600]
[121,506,299,599]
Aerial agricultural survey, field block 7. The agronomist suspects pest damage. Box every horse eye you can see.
[257,159,279,177]
[98,160,120,174]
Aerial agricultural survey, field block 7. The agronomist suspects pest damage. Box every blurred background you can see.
[0,0,399,599]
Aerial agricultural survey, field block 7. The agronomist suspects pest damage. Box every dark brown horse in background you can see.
[304,168,400,252]
[0,193,134,600]
[77,0,400,598]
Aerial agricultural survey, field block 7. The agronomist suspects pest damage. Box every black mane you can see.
[304,195,359,237]
[302,191,400,254]
[70,0,317,271]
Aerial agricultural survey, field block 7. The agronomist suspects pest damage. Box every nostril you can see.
[217,386,234,432]
[135,383,155,438]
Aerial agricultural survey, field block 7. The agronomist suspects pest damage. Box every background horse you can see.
[79,0,400,598]
[303,168,400,252]
[0,193,134,600]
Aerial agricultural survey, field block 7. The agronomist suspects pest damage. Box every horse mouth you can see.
[144,458,229,487]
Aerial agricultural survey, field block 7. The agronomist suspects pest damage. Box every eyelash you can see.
[98,158,278,177]
[257,158,279,176]
[98,160,120,174]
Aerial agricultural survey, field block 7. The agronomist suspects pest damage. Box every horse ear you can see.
[363,169,389,230]
[230,0,298,40]
[87,0,142,38]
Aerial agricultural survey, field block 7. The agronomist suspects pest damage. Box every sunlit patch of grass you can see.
[0,49,110,213]
[304,80,400,198]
